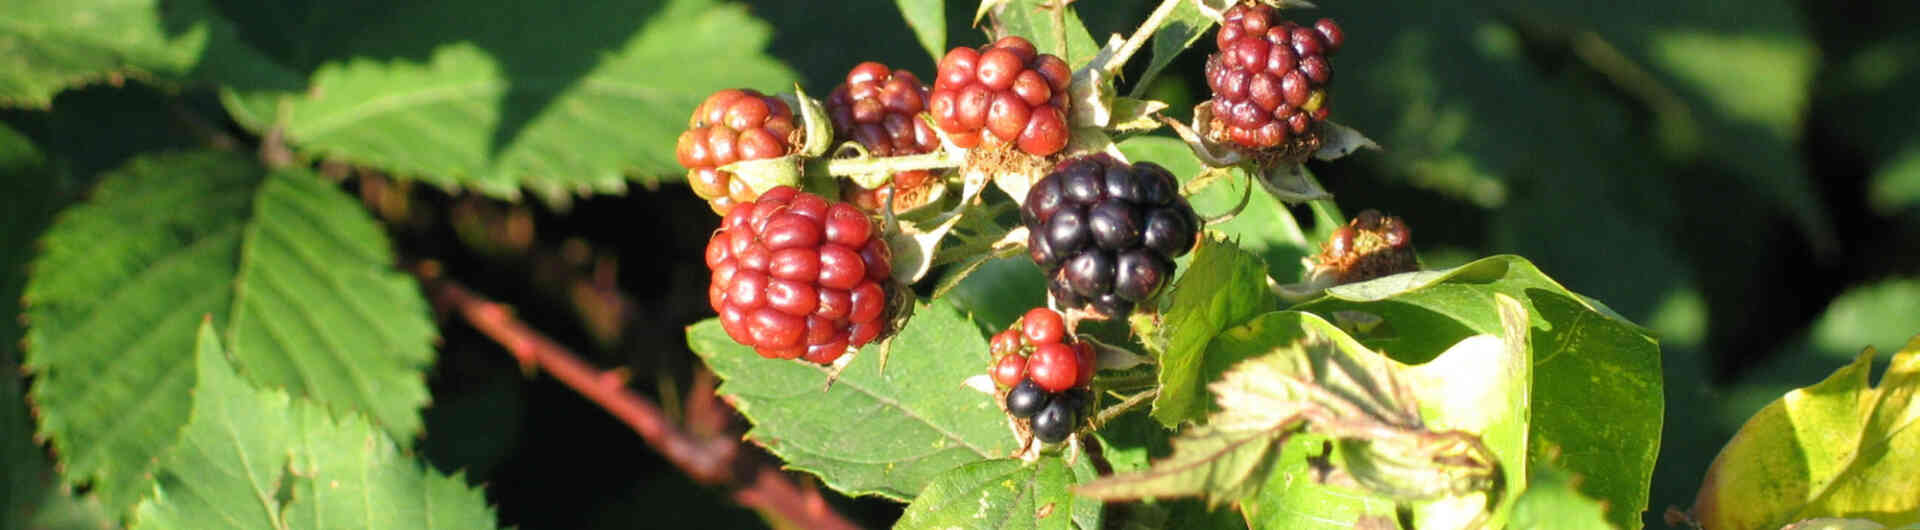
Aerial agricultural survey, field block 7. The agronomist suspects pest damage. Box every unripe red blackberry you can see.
[1206,3,1343,150]
[929,36,1072,157]
[1022,155,1196,318]
[678,89,801,215]
[827,62,944,213]
[1311,209,1417,285]
[706,187,893,364]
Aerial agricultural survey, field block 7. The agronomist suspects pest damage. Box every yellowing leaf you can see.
[1078,313,1502,511]
[1691,335,1920,529]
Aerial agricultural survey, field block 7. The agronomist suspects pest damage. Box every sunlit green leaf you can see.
[1509,464,1613,530]
[23,152,436,515]
[129,322,497,530]
[1149,236,1276,427]
[1691,337,1920,530]
[1294,255,1662,528]
[988,0,1100,66]
[895,457,1083,530]
[687,300,1019,500]
[0,0,296,108]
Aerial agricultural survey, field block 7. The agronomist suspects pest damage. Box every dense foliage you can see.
[3,1,1917,529]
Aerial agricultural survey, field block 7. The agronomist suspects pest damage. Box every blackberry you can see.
[1022,155,1196,318]
[706,187,893,364]
[1030,395,1078,443]
[826,62,943,212]
[677,89,801,215]
[1006,379,1049,419]
[1205,3,1344,151]
[929,36,1072,156]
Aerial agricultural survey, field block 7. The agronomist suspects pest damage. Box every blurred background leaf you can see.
[214,0,799,202]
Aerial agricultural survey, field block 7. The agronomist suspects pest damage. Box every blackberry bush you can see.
[1206,2,1344,151]
[827,61,944,212]
[1023,155,1197,318]
[705,186,894,364]
[929,36,1072,157]
[677,88,802,215]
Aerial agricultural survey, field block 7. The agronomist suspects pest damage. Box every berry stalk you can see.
[819,149,964,183]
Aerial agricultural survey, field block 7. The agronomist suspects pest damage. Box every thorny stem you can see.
[1105,0,1186,78]
[1087,388,1160,431]
[415,266,859,530]
[823,149,963,178]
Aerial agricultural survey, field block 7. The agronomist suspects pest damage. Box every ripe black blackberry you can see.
[1023,155,1197,318]
[1205,2,1344,151]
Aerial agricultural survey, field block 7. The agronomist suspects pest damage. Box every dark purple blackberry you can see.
[1006,379,1049,419]
[1030,395,1078,443]
[1022,155,1196,318]
[1206,2,1343,150]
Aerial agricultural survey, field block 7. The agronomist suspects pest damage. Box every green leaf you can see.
[988,0,1100,66]
[1223,307,1528,530]
[894,0,948,63]
[23,151,437,515]
[1691,337,1920,530]
[218,0,799,202]
[1083,310,1515,524]
[130,321,497,530]
[1134,0,1212,96]
[0,0,296,108]
[1510,464,1613,530]
[895,457,1081,530]
[1294,255,1662,529]
[1239,435,1398,530]
[686,300,1019,500]
[1116,136,1316,282]
[1150,236,1277,428]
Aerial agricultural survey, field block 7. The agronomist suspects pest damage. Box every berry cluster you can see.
[827,62,944,213]
[930,36,1072,157]
[705,187,893,364]
[989,308,1094,444]
[1022,155,1198,318]
[677,89,801,215]
[1206,2,1344,150]
[1312,209,1416,285]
